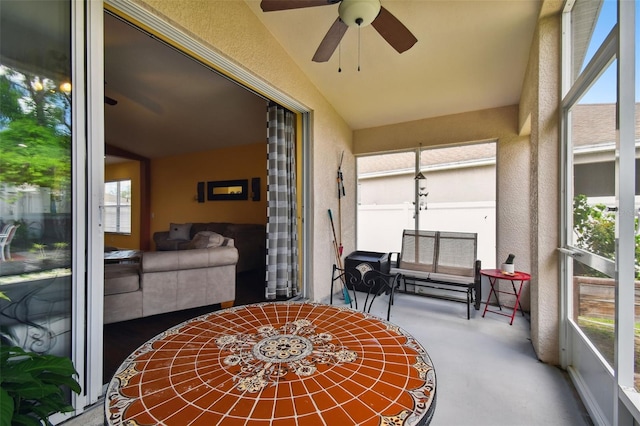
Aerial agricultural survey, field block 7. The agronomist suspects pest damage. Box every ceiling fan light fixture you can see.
[338,0,381,27]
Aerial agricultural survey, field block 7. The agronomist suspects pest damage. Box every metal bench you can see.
[390,230,481,319]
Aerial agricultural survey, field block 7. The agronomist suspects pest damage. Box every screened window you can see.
[104,179,131,234]
[356,142,496,268]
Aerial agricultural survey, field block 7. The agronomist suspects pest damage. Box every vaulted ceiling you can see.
[104,0,541,160]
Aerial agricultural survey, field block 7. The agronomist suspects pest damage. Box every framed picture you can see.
[207,179,249,201]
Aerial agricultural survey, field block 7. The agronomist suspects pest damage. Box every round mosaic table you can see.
[105,302,436,425]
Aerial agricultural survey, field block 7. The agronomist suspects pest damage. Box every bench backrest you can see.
[398,230,477,277]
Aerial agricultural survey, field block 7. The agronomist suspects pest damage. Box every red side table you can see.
[480,269,531,325]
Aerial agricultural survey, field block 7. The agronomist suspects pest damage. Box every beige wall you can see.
[522,13,561,365]
[354,105,518,154]
[131,0,354,301]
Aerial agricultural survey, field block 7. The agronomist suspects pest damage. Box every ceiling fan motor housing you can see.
[338,0,381,27]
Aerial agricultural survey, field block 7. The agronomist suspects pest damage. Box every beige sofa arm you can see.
[142,246,238,273]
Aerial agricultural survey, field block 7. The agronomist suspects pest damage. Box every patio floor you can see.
[64,291,592,425]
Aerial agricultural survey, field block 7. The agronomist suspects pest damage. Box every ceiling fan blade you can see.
[371,6,417,54]
[312,17,348,62]
[260,0,337,12]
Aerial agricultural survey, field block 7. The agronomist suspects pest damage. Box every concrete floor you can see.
[63,293,592,425]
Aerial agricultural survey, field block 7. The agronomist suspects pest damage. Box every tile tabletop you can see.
[105,302,436,425]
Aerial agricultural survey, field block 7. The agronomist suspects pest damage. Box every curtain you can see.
[265,103,298,299]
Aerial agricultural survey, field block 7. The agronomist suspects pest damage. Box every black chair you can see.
[331,264,401,321]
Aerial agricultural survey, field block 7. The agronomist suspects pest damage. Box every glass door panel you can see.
[0,0,73,387]
[569,60,617,369]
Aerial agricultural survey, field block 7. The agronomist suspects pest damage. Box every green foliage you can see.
[0,119,70,190]
[0,74,22,126]
[0,346,81,426]
[573,194,616,259]
[0,67,71,191]
[573,194,640,278]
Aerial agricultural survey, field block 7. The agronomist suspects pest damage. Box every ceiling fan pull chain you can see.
[338,42,342,73]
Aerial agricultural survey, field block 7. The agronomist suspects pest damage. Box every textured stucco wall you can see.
[129,0,355,301]
[496,134,532,311]
[525,13,561,365]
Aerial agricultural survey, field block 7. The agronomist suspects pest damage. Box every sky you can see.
[578,0,639,104]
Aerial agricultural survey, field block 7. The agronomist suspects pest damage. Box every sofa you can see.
[153,222,266,273]
[104,241,238,324]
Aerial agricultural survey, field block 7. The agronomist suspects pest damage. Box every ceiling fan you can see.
[260,0,417,62]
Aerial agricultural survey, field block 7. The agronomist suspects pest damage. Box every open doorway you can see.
[102,11,300,383]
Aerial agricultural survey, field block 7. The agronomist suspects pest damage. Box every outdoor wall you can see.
[131,0,354,301]
[105,160,141,250]
[149,142,267,238]
[358,164,498,270]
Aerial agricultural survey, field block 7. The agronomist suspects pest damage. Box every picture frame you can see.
[207,179,248,201]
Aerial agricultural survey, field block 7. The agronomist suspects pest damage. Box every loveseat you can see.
[153,222,266,273]
[104,241,238,324]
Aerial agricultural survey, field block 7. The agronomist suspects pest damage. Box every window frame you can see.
[104,178,132,234]
[560,0,638,422]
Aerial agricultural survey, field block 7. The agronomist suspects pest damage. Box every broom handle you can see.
[329,209,347,282]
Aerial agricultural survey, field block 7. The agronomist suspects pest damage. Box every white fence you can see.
[357,201,496,268]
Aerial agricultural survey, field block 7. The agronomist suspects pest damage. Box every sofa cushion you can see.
[104,264,140,295]
[169,223,192,240]
[142,246,239,273]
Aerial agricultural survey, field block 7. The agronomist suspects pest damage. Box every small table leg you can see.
[482,277,527,325]
[482,277,501,317]
[508,279,526,325]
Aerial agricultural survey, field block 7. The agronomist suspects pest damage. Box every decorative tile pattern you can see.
[105,302,436,425]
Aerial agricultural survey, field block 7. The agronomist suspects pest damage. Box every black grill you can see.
[344,251,390,293]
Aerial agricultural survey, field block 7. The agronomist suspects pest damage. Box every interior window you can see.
[104,179,132,234]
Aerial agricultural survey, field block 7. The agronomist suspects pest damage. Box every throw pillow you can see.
[188,232,210,249]
[190,231,225,248]
[168,223,192,240]
[207,232,225,248]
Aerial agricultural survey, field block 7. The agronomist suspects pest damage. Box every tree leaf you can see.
[0,387,14,426]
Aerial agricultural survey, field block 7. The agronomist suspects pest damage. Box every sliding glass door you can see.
[0,0,76,407]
